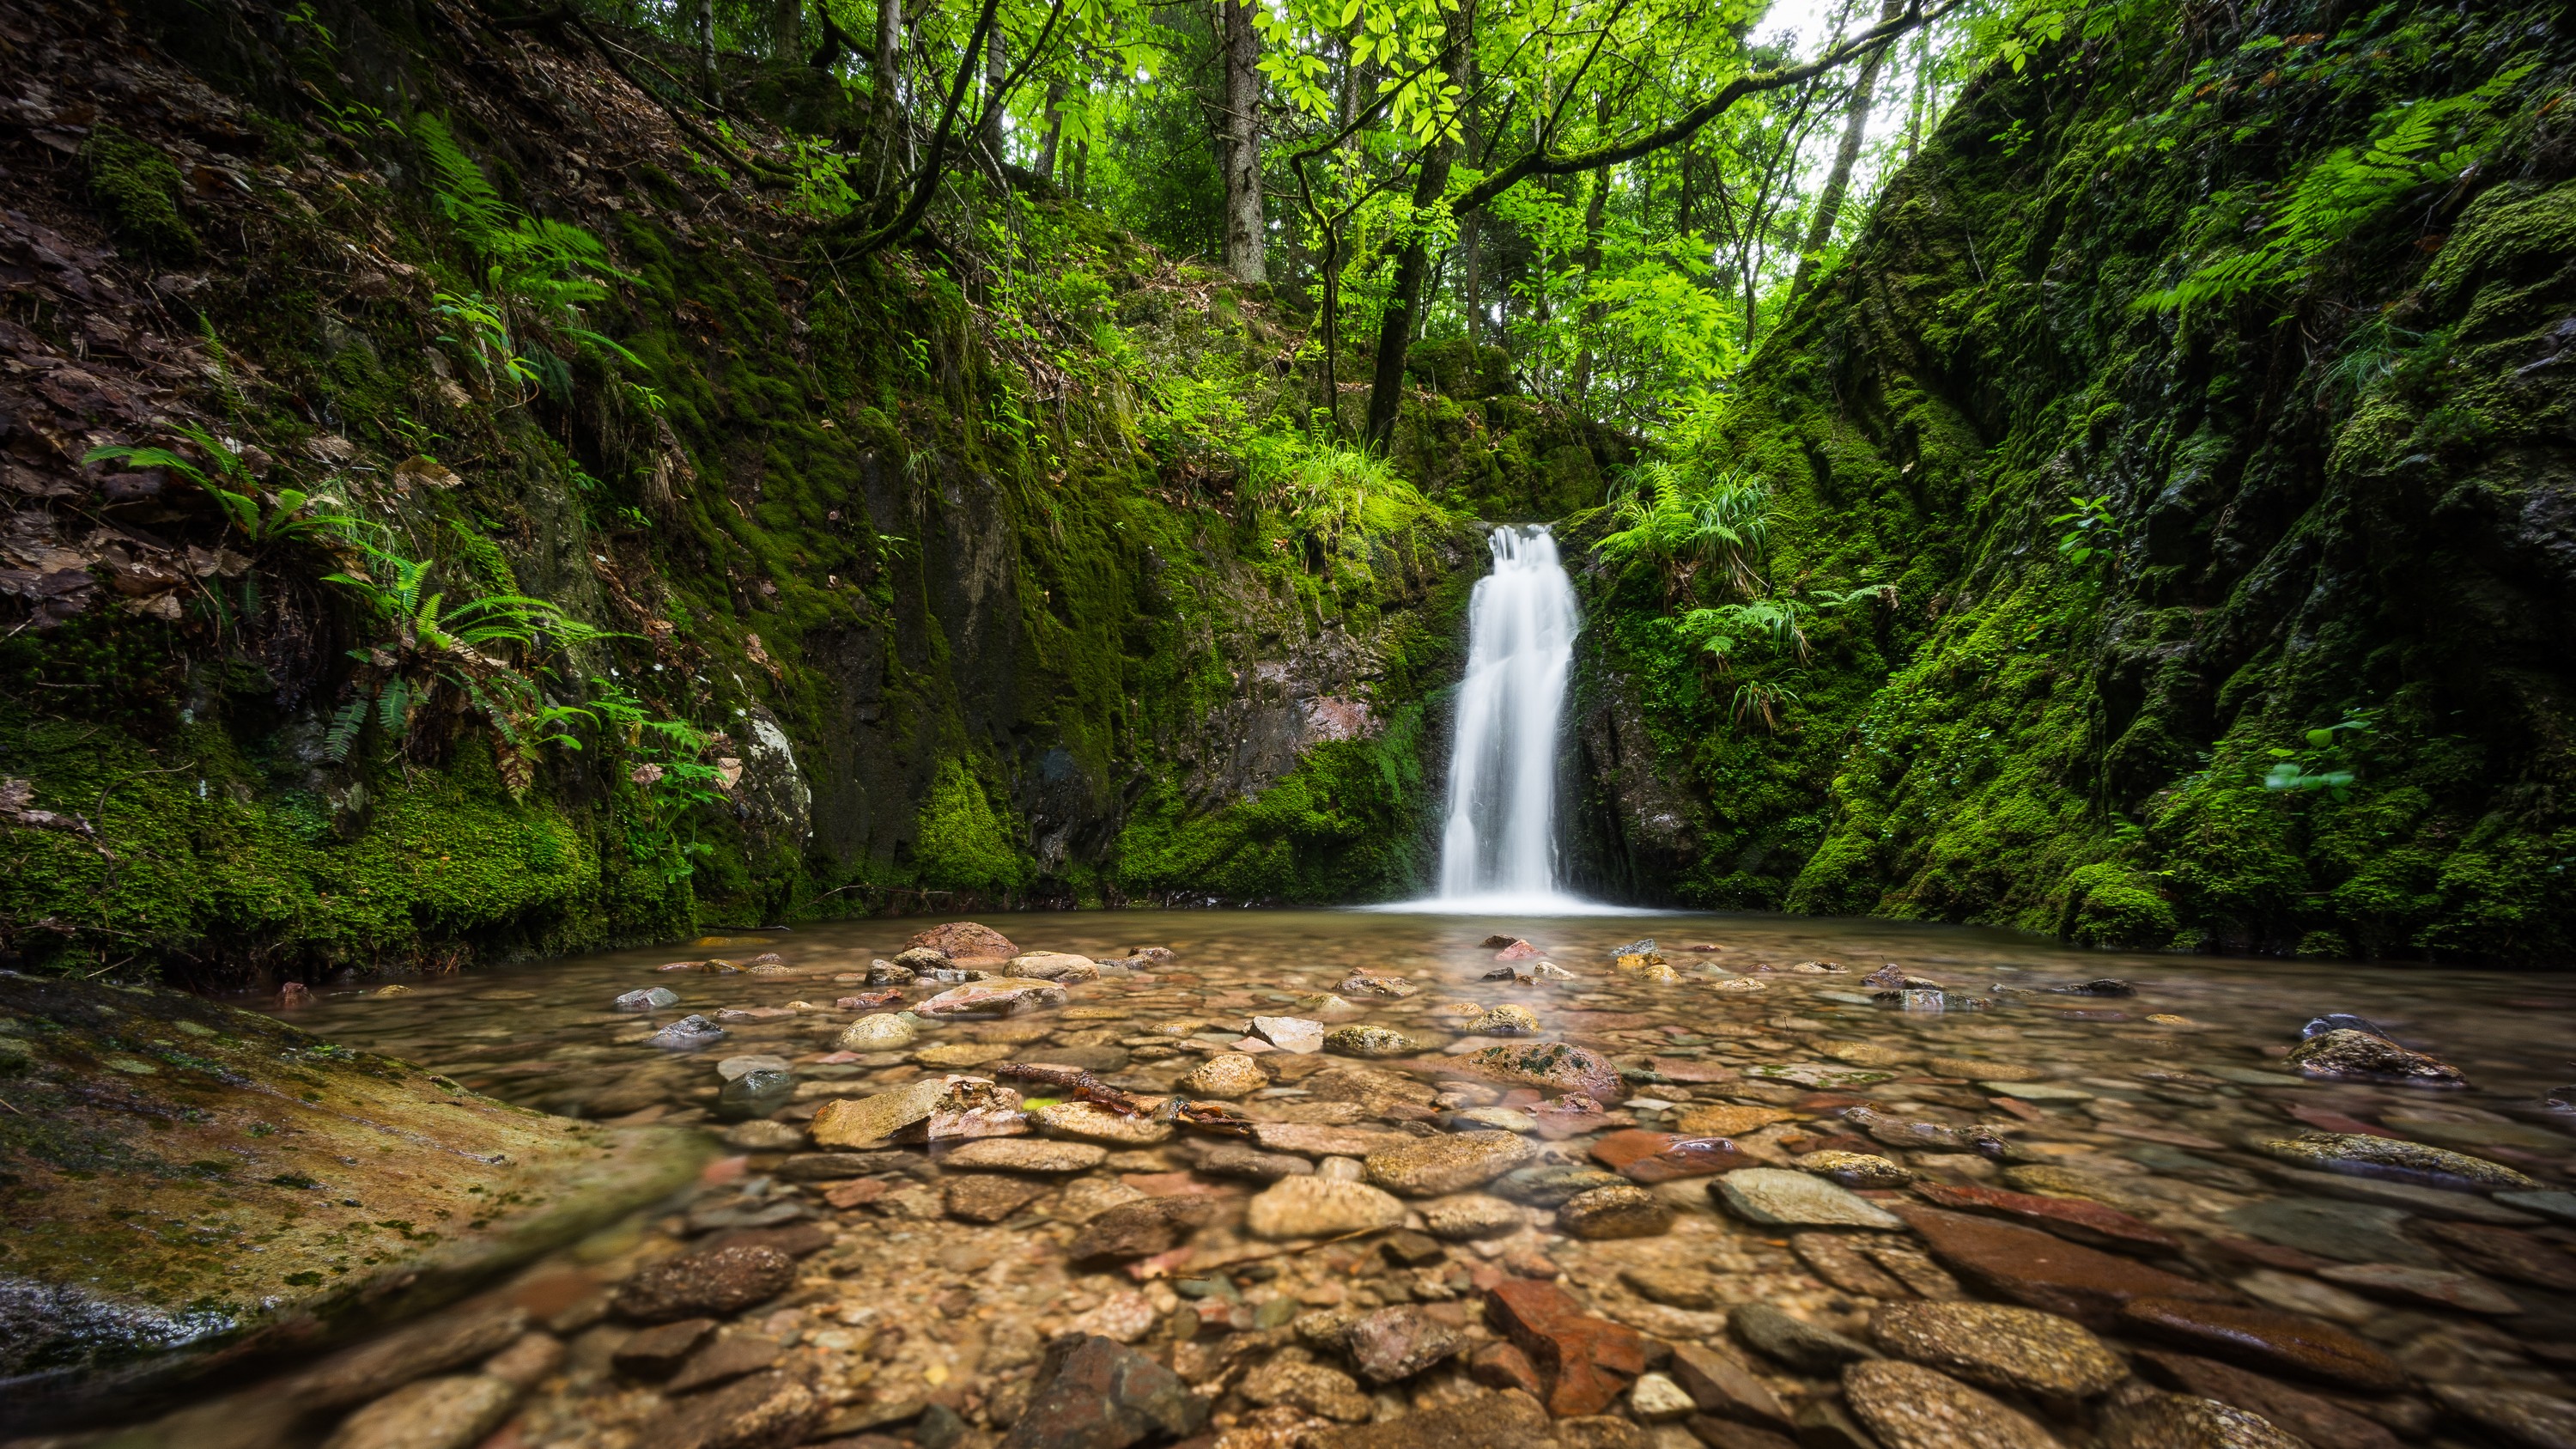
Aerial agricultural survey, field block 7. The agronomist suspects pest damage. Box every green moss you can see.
[83,125,197,259]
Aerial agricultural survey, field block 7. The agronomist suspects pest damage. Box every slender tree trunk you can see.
[1036,78,1068,181]
[1221,0,1266,283]
[1789,0,1900,302]
[1363,0,1470,449]
[980,27,1007,167]
[1459,27,1481,347]
[1571,149,1608,404]
[1902,26,1931,161]
[771,0,801,60]
[1071,138,1089,199]
[687,0,717,101]
[874,0,904,163]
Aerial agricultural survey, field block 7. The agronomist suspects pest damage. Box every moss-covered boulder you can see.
[0,975,705,1414]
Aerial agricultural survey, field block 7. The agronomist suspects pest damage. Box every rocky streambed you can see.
[9,909,2576,1449]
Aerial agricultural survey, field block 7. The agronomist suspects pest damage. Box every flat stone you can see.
[1344,1304,1464,1384]
[1630,1375,1697,1424]
[1843,1359,2064,1449]
[2253,1131,2537,1192]
[1469,1003,1542,1035]
[1184,1141,1314,1181]
[1713,1168,1905,1229]
[806,1079,949,1148]
[1674,1104,1795,1136]
[1494,1163,1634,1206]
[1668,1342,1789,1427]
[1796,1151,1912,1188]
[942,1173,1050,1224]
[2286,1028,2466,1087]
[1324,1025,1420,1058]
[1364,1130,1531,1196]
[1868,1301,2125,1398]
[613,1318,717,1377]
[284,1304,533,1411]
[1688,1420,1801,1449]
[2498,1188,2576,1224]
[1241,1353,1373,1421]
[1033,1099,1173,1146]
[775,1150,909,1182]
[665,1332,784,1394]
[1298,1387,1554,1449]
[905,922,1018,959]
[2415,1219,2576,1291]
[1249,1016,1327,1053]
[2315,1261,2519,1313]
[1179,1053,1270,1098]
[319,1374,519,1449]
[1895,1205,2232,1326]
[1484,1278,1647,1417]
[1912,1181,2178,1251]
[997,1334,1207,1449]
[2117,1297,2407,1391]
[914,1041,1013,1068]
[2258,1166,2541,1223]
[616,987,681,1011]
[940,1137,1106,1172]
[1592,1129,1756,1183]
[834,1014,917,1051]
[1460,1042,1625,1100]
[2098,1390,2307,1449]
[1008,952,1098,980]
[914,977,1068,1018]
[2133,1349,2401,1449]
[1245,1176,1408,1239]
[1929,1057,2041,1081]
[1420,1192,1522,1239]
[1728,1303,1878,1374]
[613,1244,798,1322]
[645,1368,818,1449]
[1558,1184,1674,1239]
[1794,1233,1911,1298]
[2219,1196,2441,1267]
[2428,1384,2576,1449]
[1746,1063,1890,1089]
[1068,1196,1216,1263]
[1254,1121,1415,1158]
[1984,1081,2095,1101]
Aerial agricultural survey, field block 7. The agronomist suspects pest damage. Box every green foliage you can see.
[1597,460,1771,600]
[2049,494,2117,572]
[2259,713,2374,801]
[82,125,197,259]
[913,758,1029,894]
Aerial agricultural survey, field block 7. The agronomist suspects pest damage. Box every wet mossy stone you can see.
[82,125,197,260]
[0,974,706,1420]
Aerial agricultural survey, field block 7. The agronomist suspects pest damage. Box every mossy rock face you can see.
[0,975,705,1414]
[82,125,196,259]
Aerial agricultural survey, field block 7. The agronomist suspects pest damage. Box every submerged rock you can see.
[1868,1302,2125,1398]
[2098,1390,2306,1449]
[837,1014,916,1050]
[914,977,1068,1018]
[1712,1168,1905,1229]
[1468,1003,1541,1035]
[1485,1278,1646,1417]
[1556,1184,1672,1239]
[2253,1130,2537,1191]
[2117,1298,2406,1392]
[0,975,702,1413]
[1459,1041,1623,1099]
[2286,1028,2466,1087]
[1729,1303,1879,1374]
[1795,1150,1913,1188]
[1178,1052,1269,1099]
[1843,1359,2064,1449]
[905,921,1018,959]
[614,986,680,1011]
[1245,1177,1407,1239]
[1324,1025,1419,1058]
[1364,1130,1530,1196]
[1345,1305,1465,1384]
[613,1243,799,1322]
[649,1014,726,1048]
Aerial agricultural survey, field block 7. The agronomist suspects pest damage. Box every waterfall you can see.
[1430,525,1587,908]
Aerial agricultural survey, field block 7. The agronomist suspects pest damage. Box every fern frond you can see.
[323,695,368,764]
[412,113,508,245]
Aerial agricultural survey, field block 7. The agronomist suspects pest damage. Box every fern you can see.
[412,114,508,245]
[323,696,368,764]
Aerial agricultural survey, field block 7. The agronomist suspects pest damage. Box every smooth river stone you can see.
[2218,1196,2441,1267]
[913,977,1069,1018]
[2496,1189,2576,1224]
[1842,1360,2065,1449]
[2117,1298,2408,1392]
[2285,1028,2466,1087]
[1245,1176,1408,1239]
[1729,1303,1879,1374]
[2315,1262,2520,1314]
[1590,1129,1755,1183]
[1912,1181,2178,1251]
[1033,1099,1173,1146]
[2428,1385,2576,1449]
[837,1014,916,1050]
[2259,1166,2541,1223]
[1459,1042,1625,1100]
[2253,1131,2537,1191]
[1249,1016,1326,1053]
[1555,1184,1673,1239]
[1364,1130,1532,1196]
[1180,1053,1270,1099]
[1419,1193,1523,1239]
[1673,1104,1795,1136]
[2097,1391,2307,1449]
[1008,952,1099,980]
[1868,1302,2125,1399]
[2133,1349,2401,1449]
[1714,1169,1905,1229]
[1253,1122,1414,1158]
[904,921,1017,958]
[1894,1205,2231,1327]
[938,1137,1108,1173]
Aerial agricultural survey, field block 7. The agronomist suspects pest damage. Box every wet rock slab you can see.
[0,974,702,1414]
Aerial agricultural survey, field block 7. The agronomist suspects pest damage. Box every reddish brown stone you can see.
[1588,1129,1755,1183]
[1484,1278,1647,1416]
[2134,1349,2402,1449]
[1912,1181,2180,1251]
[1472,1339,1546,1398]
[903,922,1018,959]
[2200,1234,2333,1273]
[2285,1106,2401,1138]
[1893,1205,2228,1327]
[2118,1298,2409,1392]
[2415,1220,2576,1292]
[1649,1057,1741,1084]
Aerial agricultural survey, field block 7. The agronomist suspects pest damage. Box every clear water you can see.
[1431,525,1585,909]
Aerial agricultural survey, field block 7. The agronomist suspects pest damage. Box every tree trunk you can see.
[1788,0,1900,302]
[1571,149,1608,404]
[686,0,717,101]
[1363,0,1470,450]
[1902,26,1931,161]
[874,0,903,162]
[1221,0,1266,283]
[1460,30,1481,346]
[979,27,1006,167]
[770,0,800,60]
[1036,78,1068,181]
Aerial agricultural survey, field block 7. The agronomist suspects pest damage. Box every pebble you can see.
[1420,1192,1523,1239]
[319,1375,519,1449]
[1628,1372,1696,1422]
[1712,1168,1905,1229]
[721,1119,805,1151]
[836,1014,916,1050]
[1557,1184,1673,1239]
[1344,1304,1465,1383]
[611,1244,797,1322]
[1469,1003,1542,1035]
[614,987,679,1011]
[2286,1028,2467,1087]
[1325,1025,1420,1057]
[2116,1297,2407,1391]
[1364,1129,1531,1196]
[2099,1390,2307,1449]
[1179,1052,1270,1098]
[1729,1303,1879,1373]
[1244,1175,1408,1239]
[1250,1015,1327,1052]
[1241,1353,1374,1421]
[1795,1150,1912,1188]
[1843,1359,2065,1449]
[2254,1130,2537,1191]
[939,1136,1108,1172]
[1868,1301,2126,1398]
[1033,1099,1173,1146]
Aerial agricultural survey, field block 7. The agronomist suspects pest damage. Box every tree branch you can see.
[829,0,1006,258]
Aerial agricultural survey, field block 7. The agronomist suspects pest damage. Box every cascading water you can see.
[1426,524,1591,910]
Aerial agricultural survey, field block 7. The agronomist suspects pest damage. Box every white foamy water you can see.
[1410,524,1601,912]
